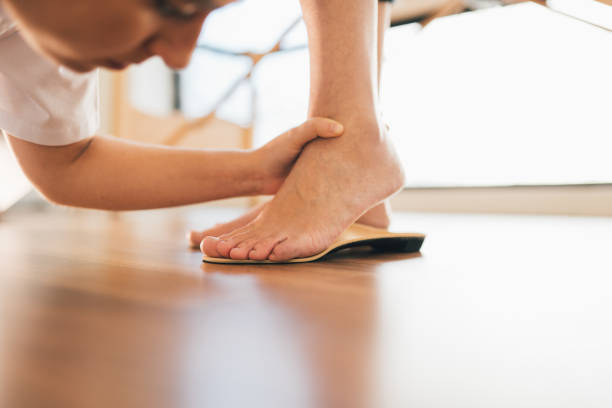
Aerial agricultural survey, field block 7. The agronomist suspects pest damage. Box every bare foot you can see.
[188,202,266,249]
[201,120,404,261]
[357,201,391,229]
[190,125,391,248]
[188,199,391,249]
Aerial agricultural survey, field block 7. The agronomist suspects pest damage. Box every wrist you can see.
[243,149,268,195]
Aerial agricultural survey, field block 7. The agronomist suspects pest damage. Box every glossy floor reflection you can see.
[1,206,611,408]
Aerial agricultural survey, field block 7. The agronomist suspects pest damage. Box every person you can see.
[0,1,343,211]
[1,0,403,262]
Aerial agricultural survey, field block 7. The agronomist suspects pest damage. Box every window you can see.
[382,2,612,187]
[126,0,612,214]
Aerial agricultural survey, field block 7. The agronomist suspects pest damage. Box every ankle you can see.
[309,95,379,124]
[339,113,385,142]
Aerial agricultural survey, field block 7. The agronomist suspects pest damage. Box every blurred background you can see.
[2,0,612,216]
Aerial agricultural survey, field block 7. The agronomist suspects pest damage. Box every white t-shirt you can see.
[0,3,99,146]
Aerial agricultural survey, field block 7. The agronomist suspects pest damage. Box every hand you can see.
[252,117,344,194]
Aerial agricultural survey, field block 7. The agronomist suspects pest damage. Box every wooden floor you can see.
[1,206,611,408]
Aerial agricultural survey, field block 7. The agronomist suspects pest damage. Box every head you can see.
[2,0,234,72]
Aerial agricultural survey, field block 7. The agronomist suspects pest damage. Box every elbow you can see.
[18,162,76,207]
[28,175,73,207]
[40,191,71,208]
[7,135,95,208]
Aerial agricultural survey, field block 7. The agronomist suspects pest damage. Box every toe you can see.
[269,237,314,262]
[201,236,222,257]
[188,203,269,250]
[188,231,205,248]
[216,239,236,258]
[249,236,285,261]
[268,241,298,262]
[229,239,258,260]
[216,231,252,258]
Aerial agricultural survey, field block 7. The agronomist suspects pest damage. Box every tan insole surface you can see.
[202,223,426,264]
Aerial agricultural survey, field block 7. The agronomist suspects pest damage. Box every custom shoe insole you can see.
[202,223,426,264]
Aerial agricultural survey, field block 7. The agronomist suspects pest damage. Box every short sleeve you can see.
[0,31,99,146]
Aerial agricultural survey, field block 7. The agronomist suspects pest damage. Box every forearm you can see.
[300,0,379,120]
[9,135,262,210]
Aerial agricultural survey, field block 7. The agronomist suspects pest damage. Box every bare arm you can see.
[6,118,342,211]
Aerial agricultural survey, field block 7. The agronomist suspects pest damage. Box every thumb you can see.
[301,117,344,139]
[287,118,344,148]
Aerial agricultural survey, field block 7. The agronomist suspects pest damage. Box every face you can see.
[3,0,233,72]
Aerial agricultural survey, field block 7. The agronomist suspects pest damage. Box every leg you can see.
[357,0,394,229]
[189,1,393,248]
[202,0,405,261]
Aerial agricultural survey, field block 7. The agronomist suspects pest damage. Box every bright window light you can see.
[382,3,612,187]
[177,1,612,188]
[547,0,612,30]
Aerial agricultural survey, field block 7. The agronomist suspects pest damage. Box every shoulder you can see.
[0,33,100,146]
[0,3,99,147]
